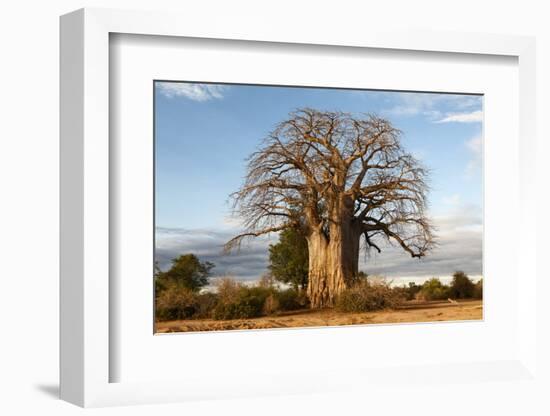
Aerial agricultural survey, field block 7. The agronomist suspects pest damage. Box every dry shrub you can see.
[212,289,266,320]
[194,292,219,319]
[336,279,404,313]
[213,278,308,319]
[263,293,280,315]
[215,277,243,304]
[213,278,269,320]
[276,288,308,311]
[156,284,199,320]
[473,278,483,299]
[157,276,314,321]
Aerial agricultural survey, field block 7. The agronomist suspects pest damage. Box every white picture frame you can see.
[60,7,538,408]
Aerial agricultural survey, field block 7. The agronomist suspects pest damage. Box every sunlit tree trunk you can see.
[306,229,330,308]
[307,196,362,308]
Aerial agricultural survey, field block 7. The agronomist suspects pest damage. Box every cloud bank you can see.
[435,110,483,123]
[381,93,482,122]
[155,206,482,284]
[156,82,228,101]
[155,227,275,281]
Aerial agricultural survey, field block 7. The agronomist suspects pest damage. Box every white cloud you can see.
[155,227,276,281]
[383,93,442,117]
[382,93,482,122]
[156,82,228,101]
[361,204,482,281]
[435,110,483,124]
[465,135,482,177]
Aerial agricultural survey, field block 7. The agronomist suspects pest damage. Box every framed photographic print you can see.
[153,82,484,334]
[60,8,539,408]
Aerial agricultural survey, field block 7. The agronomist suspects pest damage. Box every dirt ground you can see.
[155,299,483,333]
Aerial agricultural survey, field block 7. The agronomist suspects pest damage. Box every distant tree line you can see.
[155,247,482,322]
[154,254,308,321]
[155,254,214,294]
[397,272,483,301]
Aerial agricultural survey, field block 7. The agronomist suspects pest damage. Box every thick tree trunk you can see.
[306,196,362,308]
[306,230,330,308]
[324,215,362,304]
[347,219,363,284]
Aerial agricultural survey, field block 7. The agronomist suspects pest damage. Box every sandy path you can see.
[155,299,482,333]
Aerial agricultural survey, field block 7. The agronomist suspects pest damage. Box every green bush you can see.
[156,254,214,293]
[473,278,483,299]
[276,288,308,311]
[268,228,309,291]
[246,285,275,301]
[212,281,309,319]
[418,278,450,301]
[448,271,475,299]
[212,288,266,320]
[336,280,404,313]
[155,276,169,295]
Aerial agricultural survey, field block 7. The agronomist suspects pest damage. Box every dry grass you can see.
[155,299,482,333]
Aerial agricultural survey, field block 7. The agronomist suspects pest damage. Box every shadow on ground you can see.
[35,384,59,399]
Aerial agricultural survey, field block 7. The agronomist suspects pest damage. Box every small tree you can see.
[268,228,309,291]
[419,278,449,301]
[449,271,475,299]
[156,254,214,293]
[473,278,483,299]
[405,281,422,300]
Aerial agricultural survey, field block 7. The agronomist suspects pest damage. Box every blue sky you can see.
[155,82,483,284]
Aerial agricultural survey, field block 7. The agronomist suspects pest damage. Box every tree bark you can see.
[306,229,330,308]
[306,196,362,308]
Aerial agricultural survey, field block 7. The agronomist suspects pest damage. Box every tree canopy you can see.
[225,108,435,307]
[449,271,475,299]
[268,228,309,290]
[225,108,434,256]
[156,254,214,293]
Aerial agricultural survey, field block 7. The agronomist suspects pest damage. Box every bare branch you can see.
[223,224,292,253]
[226,108,436,260]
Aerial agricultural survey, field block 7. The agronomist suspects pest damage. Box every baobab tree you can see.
[225,109,435,308]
